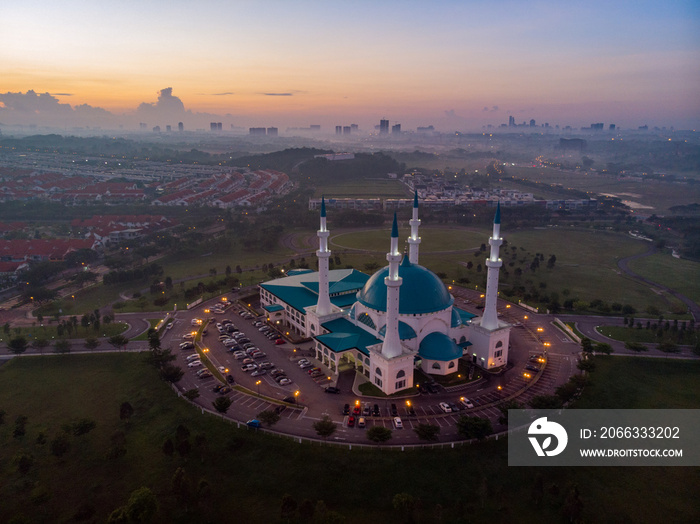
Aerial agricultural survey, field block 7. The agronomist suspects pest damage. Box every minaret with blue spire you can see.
[408,190,421,264]
[381,213,403,358]
[315,197,332,316]
[481,202,503,330]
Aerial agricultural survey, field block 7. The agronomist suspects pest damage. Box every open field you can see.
[597,325,699,345]
[628,253,700,306]
[506,166,700,214]
[0,353,698,523]
[330,226,687,315]
[0,322,128,343]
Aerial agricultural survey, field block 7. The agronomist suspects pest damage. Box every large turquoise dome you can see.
[356,256,453,314]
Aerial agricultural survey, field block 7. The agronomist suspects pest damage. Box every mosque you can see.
[259,193,511,395]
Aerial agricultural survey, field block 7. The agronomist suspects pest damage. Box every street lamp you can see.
[256,380,261,395]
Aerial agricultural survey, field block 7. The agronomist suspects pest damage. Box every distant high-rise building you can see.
[508,116,515,127]
[152,126,161,133]
[249,127,267,136]
[139,123,147,130]
[609,124,616,131]
[343,126,351,135]
[380,119,390,134]
[591,123,604,131]
[417,125,435,133]
[351,124,358,132]
[529,119,536,127]
[178,122,184,132]
[166,125,172,132]
[335,126,342,135]
[267,127,278,136]
[392,124,401,135]
[211,122,223,131]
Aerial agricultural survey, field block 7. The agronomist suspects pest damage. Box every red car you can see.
[274,339,285,345]
[353,406,361,416]
[347,416,355,427]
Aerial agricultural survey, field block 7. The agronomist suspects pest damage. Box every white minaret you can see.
[481,203,503,330]
[408,190,421,264]
[381,213,403,358]
[315,197,332,316]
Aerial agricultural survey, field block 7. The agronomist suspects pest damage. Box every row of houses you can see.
[71,214,177,244]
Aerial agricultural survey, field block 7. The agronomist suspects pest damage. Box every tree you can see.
[577,359,596,372]
[625,341,647,352]
[54,338,71,354]
[160,364,184,383]
[162,438,175,457]
[281,493,298,522]
[51,433,71,457]
[528,395,563,409]
[125,486,158,523]
[366,426,393,443]
[120,402,134,423]
[497,399,523,426]
[594,342,613,354]
[84,337,100,350]
[171,467,192,506]
[580,337,593,353]
[456,416,492,441]
[413,423,441,442]
[312,415,337,439]
[183,388,200,400]
[257,409,281,427]
[212,396,232,418]
[658,341,680,353]
[14,451,34,475]
[32,337,50,355]
[7,336,28,355]
[108,334,129,351]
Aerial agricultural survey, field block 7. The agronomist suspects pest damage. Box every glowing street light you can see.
[256,379,261,395]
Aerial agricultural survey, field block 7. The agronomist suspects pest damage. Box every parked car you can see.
[525,364,541,372]
[353,405,361,416]
[212,384,224,392]
[325,386,341,394]
[343,404,350,415]
[372,404,380,417]
[218,386,231,394]
[393,417,403,429]
[310,370,324,378]
[274,338,285,345]
[307,367,321,375]
[448,402,461,412]
[185,354,200,362]
[258,361,273,370]
[188,360,202,368]
[198,371,213,379]
[357,417,366,428]
[226,374,235,384]
[439,402,452,413]
[299,362,313,369]
[390,404,398,416]
[426,382,439,394]
[251,369,267,377]
[241,363,257,372]
[233,351,246,360]
[278,378,292,386]
[242,358,254,365]
[182,333,194,340]
[459,397,474,409]
[179,342,194,350]
[246,419,261,428]
[347,416,355,427]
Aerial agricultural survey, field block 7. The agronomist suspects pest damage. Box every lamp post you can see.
[256,380,261,396]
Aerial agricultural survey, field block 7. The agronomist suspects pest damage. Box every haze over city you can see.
[1,0,699,132]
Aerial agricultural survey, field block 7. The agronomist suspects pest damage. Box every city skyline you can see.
[1,0,699,131]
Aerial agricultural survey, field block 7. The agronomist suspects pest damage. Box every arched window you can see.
[432,362,441,370]
[496,341,503,348]
[448,361,456,369]
[375,367,382,376]
[358,313,376,329]
[396,370,405,379]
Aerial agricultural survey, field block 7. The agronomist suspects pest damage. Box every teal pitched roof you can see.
[379,321,417,340]
[260,269,369,312]
[452,307,476,327]
[356,256,454,314]
[317,317,381,356]
[418,332,462,361]
[263,304,284,312]
[286,268,314,276]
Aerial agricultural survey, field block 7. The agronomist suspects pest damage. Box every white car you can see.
[393,417,403,429]
[278,378,292,386]
[439,402,452,413]
[185,354,200,362]
[459,397,474,409]
[241,363,257,372]
[233,351,246,360]
[188,360,202,368]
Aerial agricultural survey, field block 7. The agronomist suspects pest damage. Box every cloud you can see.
[212,92,234,96]
[444,109,458,118]
[483,105,499,112]
[51,93,73,96]
[263,93,293,96]
[0,90,114,127]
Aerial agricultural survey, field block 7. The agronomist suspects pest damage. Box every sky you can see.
[1,0,699,132]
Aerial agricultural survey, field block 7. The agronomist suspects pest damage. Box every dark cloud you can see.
[444,109,458,118]
[51,93,73,96]
[136,87,186,118]
[484,105,499,112]
[263,93,292,96]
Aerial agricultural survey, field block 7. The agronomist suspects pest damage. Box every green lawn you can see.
[0,322,128,343]
[627,252,700,306]
[597,325,699,346]
[0,354,698,523]
[313,178,409,198]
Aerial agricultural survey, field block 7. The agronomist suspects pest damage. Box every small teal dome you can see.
[418,332,462,361]
[356,256,453,314]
